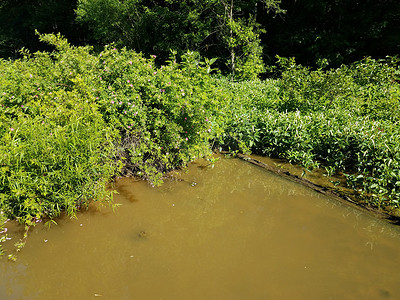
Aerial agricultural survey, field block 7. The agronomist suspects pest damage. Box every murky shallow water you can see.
[1,158,400,299]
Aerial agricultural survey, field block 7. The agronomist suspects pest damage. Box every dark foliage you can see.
[0,0,89,58]
[261,0,400,68]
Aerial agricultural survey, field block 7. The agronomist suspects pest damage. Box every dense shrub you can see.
[0,33,226,254]
[0,97,118,223]
[215,58,400,211]
[274,56,400,121]
[91,47,224,183]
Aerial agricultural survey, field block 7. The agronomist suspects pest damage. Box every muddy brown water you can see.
[1,157,400,299]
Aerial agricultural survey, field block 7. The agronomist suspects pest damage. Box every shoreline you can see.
[218,151,400,225]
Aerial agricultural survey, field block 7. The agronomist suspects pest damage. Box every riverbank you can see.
[1,33,400,255]
[214,57,400,217]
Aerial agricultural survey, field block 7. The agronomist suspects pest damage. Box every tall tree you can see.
[216,0,283,78]
[76,0,283,79]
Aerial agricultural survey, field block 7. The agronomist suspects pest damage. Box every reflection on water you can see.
[1,157,400,299]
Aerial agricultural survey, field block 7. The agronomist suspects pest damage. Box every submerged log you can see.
[220,151,400,225]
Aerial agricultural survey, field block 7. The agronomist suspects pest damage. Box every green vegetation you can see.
[75,0,283,80]
[0,33,227,255]
[2,1,399,70]
[1,34,399,231]
[216,56,400,211]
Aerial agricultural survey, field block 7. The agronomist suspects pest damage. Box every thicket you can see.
[216,56,400,211]
[0,33,225,256]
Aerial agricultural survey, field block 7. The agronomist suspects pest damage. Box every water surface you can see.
[1,157,400,299]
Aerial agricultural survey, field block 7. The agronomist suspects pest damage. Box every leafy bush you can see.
[215,58,400,211]
[92,47,224,183]
[0,33,227,255]
[274,56,400,121]
[0,39,121,225]
[0,97,118,224]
